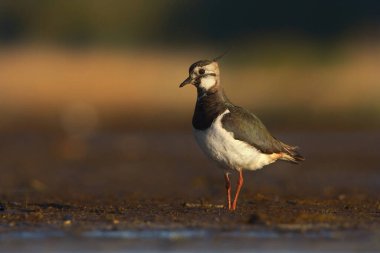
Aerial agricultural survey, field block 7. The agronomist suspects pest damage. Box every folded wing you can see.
[222,105,304,163]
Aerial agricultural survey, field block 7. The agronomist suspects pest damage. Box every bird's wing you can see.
[221,105,284,154]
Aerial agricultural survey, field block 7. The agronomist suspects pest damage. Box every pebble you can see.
[0,202,6,211]
[184,203,224,208]
[338,194,346,200]
[248,213,266,225]
[286,200,297,205]
[63,214,73,226]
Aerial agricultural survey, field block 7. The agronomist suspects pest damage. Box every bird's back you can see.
[222,103,304,163]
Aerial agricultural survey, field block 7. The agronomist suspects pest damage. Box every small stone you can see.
[34,212,44,219]
[255,193,266,200]
[0,202,6,211]
[63,214,72,226]
[183,202,201,208]
[248,213,265,225]
[338,194,346,200]
[286,200,297,205]
[30,179,47,192]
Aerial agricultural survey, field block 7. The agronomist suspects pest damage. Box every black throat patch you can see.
[192,89,228,130]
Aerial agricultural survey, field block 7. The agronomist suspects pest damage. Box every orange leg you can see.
[231,170,244,211]
[224,172,231,210]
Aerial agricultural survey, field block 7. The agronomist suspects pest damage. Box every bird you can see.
[179,57,304,211]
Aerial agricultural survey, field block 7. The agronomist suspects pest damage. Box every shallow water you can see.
[1,228,380,253]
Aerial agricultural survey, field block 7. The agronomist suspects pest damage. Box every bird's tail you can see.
[279,142,305,164]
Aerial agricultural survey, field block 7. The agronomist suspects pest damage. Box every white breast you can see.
[193,110,277,171]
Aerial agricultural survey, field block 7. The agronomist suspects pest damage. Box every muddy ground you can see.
[0,130,379,252]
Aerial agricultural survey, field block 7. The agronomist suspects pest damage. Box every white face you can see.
[199,75,216,90]
[192,62,220,91]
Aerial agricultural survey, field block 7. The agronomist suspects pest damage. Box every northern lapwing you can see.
[180,58,304,211]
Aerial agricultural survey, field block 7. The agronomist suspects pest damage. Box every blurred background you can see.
[0,0,379,200]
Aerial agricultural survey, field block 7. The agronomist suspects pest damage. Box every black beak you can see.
[179,76,192,88]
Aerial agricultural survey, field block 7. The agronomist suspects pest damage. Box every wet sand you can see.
[0,131,379,252]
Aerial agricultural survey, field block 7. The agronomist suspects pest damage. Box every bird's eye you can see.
[199,69,205,75]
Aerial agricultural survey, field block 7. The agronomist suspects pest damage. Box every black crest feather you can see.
[213,48,230,62]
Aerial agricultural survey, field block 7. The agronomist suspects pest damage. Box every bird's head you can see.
[179,59,220,93]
